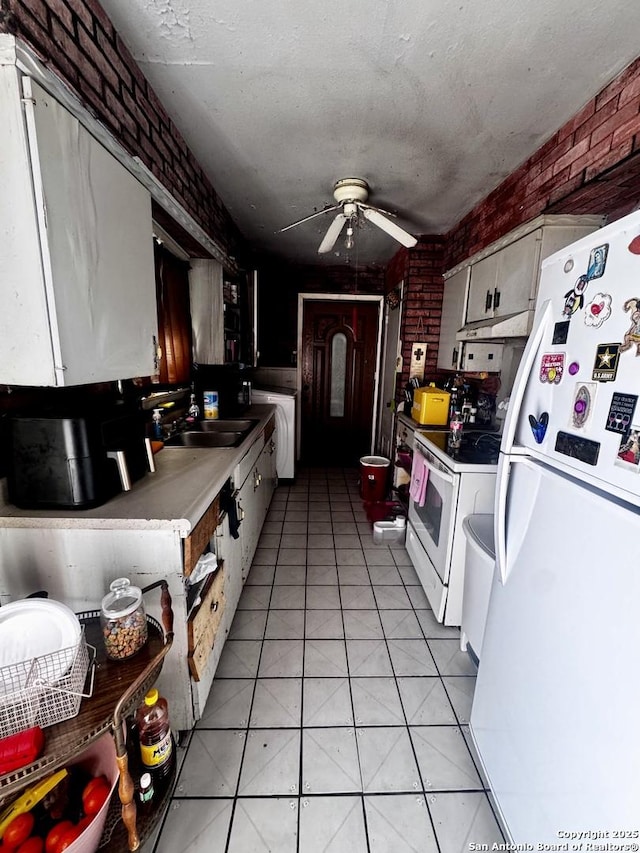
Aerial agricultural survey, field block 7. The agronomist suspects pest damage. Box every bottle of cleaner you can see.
[136,688,175,787]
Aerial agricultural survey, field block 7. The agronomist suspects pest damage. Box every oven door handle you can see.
[416,450,455,486]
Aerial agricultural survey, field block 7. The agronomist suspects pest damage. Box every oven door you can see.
[408,444,459,583]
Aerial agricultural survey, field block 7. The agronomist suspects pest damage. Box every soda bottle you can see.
[448,410,464,451]
[136,688,175,787]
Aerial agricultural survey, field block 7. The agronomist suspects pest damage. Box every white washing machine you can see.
[251,387,297,479]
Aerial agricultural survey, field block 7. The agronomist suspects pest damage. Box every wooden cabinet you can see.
[0,70,157,386]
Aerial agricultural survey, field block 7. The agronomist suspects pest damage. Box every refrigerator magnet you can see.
[628,234,640,254]
[592,343,621,382]
[539,353,565,384]
[529,412,549,444]
[606,392,638,434]
[570,382,597,430]
[552,321,570,345]
[584,292,612,328]
[562,275,588,318]
[615,425,640,471]
[586,244,609,280]
[620,297,640,356]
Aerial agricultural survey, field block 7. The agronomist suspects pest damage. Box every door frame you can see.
[296,293,384,459]
[375,281,404,458]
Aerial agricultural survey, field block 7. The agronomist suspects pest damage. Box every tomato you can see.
[56,828,80,853]
[44,821,74,853]
[75,817,92,834]
[16,839,44,853]
[2,813,35,849]
[82,781,110,817]
[81,776,108,802]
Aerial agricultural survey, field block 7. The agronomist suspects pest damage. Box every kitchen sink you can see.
[199,419,259,433]
[163,431,244,448]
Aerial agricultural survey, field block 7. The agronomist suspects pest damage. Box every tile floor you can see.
[151,468,504,853]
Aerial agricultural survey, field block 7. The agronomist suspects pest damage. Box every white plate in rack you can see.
[0,598,81,693]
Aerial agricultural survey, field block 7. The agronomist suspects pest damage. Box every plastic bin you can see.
[373,517,406,544]
[460,514,496,659]
[359,456,391,502]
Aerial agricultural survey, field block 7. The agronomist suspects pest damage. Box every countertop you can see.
[0,405,275,535]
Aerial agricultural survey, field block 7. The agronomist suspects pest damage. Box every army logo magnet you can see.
[584,293,612,328]
[592,343,621,382]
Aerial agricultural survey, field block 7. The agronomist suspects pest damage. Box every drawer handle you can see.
[210,600,219,613]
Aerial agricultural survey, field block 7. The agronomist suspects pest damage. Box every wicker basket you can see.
[0,629,93,740]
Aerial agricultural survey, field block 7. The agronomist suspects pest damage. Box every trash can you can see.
[460,514,496,659]
[359,456,391,502]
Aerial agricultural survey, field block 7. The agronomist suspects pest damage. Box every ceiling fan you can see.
[279,177,418,254]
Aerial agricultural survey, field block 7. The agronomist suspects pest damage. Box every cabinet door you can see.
[437,267,469,371]
[466,253,499,322]
[493,230,541,318]
[190,259,224,364]
[9,78,157,385]
[238,466,262,574]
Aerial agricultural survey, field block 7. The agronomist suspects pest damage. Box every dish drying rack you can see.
[0,630,94,739]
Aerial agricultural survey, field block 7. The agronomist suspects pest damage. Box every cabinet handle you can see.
[485,290,493,311]
[210,600,218,612]
[452,347,458,367]
[493,288,501,309]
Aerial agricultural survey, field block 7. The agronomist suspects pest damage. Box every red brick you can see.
[13,0,48,29]
[619,72,640,108]
[121,87,149,138]
[47,0,74,33]
[558,99,595,142]
[546,174,584,207]
[115,33,147,94]
[591,100,639,146]
[77,23,118,91]
[596,57,640,110]
[81,0,113,39]
[569,136,614,178]
[552,137,590,175]
[612,112,640,148]
[574,97,620,144]
[95,24,133,92]
[104,85,138,139]
[584,140,634,181]
[69,0,93,33]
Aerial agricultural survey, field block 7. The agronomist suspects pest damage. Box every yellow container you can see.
[411,385,451,425]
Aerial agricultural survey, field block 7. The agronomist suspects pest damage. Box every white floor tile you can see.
[298,795,367,853]
[245,564,276,585]
[228,609,268,640]
[264,609,305,639]
[397,677,457,725]
[367,565,403,585]
[176,729,245,796]
[340,585,377,609]
[363,548,396,566]
[304,639,349,676]
[249,678,302,727]
[274,564,306,584]
[427,792,504,853]
[357,727,422,793]
[303,677,354,726]
[337,565,371,585]
[237,585,272,610]
[406,585,431,609]
[270,584,306,609]
[364,794,438,853]
[411,725,483,791]
[387,639,438,676]
[379,610,423,639]
[154,799,233,853]
[351,677,404,725]
[227,797,298,853]
[343,609,384,639]
[306,565,339,585]
[238,729,300,795]
[416,609,462,639]
[442,676,476,723]
[346,640,393,676]
[307,548,337,565]
[373,584,412,609]
[302,727,361,793]
[196,679,255,728]
[215,640,262,678]
[258,639,304,677]
[306,585,341,609]
[305,609,345,639]
[429,640,478,676]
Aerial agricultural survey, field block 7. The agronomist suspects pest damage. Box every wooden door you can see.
[301,300,380,466]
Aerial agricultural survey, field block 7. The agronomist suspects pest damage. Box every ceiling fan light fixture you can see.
[345,222,355,250]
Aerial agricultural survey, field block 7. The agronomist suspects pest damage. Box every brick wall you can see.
[445,57,640,269]
[385,239,445,394]
[0,0,246,261]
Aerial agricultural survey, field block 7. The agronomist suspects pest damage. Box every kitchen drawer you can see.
[406,523,446,621]
[184,495,220,577]
[188,566,225,681]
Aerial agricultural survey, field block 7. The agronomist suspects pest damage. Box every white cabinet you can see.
[0,70,157,386]
[235,419,277,575]
[437,267,469,371]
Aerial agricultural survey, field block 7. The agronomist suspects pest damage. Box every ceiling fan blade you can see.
[318,213,347,253]
[362,207,417,248]
[279,204,340,233]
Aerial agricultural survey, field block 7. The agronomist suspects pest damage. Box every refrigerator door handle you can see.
[494,453,511,584]
[501,298,553,454]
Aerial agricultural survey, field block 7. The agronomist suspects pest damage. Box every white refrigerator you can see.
[470,209,640,841]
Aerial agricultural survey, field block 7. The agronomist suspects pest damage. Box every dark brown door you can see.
[301,300,380,466]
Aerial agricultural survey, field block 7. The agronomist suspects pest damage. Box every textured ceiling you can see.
[100,0,640,265]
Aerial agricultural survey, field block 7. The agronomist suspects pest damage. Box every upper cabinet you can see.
[0,71,157,386]
[190,259,225,365]
[438,215,604,370]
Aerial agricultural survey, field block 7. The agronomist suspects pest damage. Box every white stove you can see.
[406,429,499,625]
